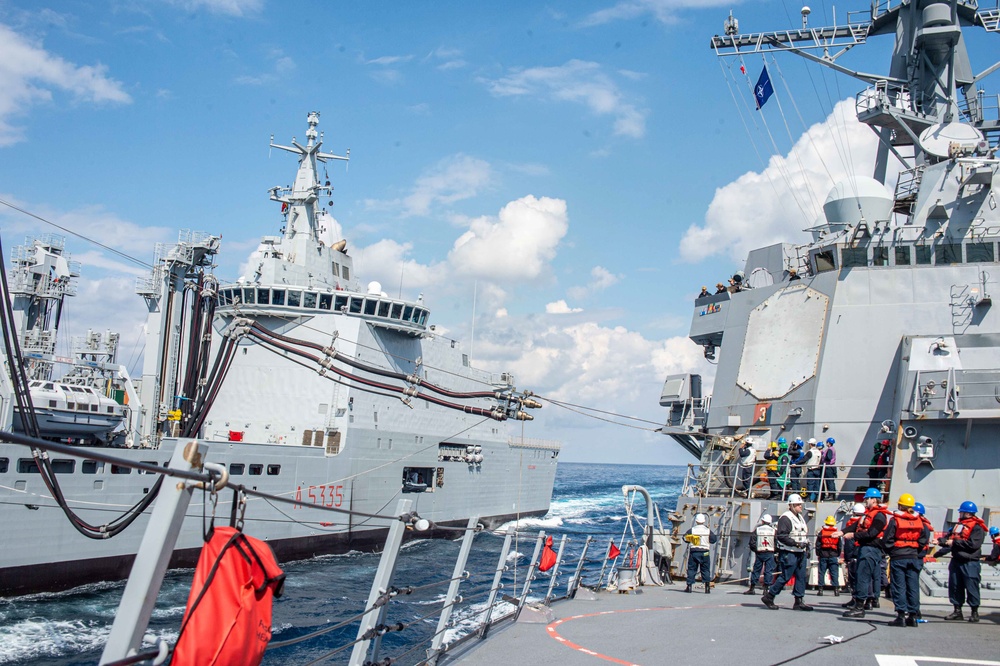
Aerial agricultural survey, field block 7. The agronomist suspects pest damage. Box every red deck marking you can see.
[545,605,739,665]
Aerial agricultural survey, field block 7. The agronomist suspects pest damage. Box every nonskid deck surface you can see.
[453,585,999,666]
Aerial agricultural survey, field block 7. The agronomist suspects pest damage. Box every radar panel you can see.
[736,286,829,400]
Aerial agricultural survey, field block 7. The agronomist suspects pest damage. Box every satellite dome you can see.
[822,177,893,226]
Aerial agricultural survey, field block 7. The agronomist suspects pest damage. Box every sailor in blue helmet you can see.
[821,437,837,500]
[986,525,1000,566]
[842,487,889,618]
[942,500,987,623]
[762,494,813,611]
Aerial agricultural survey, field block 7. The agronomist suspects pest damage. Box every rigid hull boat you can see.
[657,1,999,593]
[0,113,559,596]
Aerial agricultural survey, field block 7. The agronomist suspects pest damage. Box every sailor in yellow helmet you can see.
[883,492,930,626]
[764,442,780,499]
[815,515,843,596]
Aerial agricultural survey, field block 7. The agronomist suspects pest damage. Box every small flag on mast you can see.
[754,66,774,109]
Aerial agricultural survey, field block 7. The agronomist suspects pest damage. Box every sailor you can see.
[788,438,805,493]
[715,282,727,294]
[744,514,776,595]
[942,500,987,623]
[775,438,791,498]
[842,487,889,618]
[867,438,892,491]
[788,268,801,281]
[842,503,866,603]
[735,439,756,495]
[764,442,780,499]
[815,516,842,597]
[684,513,717,593]
[698,286,710,298]
[985,526,1000,566]
[762,494,813,611]
[804,438,822,501]
[820,437,837,500]
[883,493,929,627]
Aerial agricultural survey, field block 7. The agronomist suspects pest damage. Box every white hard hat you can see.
[694,513,707,524]
[807,438,817,445]
[761,514,772,524]
[852,503,866,515]
[787,493,804,505]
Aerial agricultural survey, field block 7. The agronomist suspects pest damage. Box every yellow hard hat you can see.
[898,493,916,508]
[770,441,778,448]
[824,516,835,526]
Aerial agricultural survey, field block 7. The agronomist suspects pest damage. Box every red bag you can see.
[539,536,557,572]
[172,527,285,666]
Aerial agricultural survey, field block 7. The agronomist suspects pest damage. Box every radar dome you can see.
[822,177,893,226]
[367,281,382,295]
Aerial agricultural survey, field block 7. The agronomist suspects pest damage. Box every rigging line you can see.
[537,396,662,425]
[267,608,372,650]
[545,400,660,432]
[770,56,839,185]
[762,53,823,215]
[0,198,153,270]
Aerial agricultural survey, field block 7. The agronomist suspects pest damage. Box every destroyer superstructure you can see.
[659,1,999,591]
[0,112,559,596]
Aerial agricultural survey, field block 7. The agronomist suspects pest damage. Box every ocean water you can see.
[0,463,685,665]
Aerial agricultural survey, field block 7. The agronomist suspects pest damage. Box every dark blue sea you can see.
[0,463,685,665]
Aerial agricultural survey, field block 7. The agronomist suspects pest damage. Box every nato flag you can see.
[754,66,774,109]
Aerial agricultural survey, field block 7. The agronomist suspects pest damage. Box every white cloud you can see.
[486,60,647,138]
[568,265,622,299]
[366,55,414,66]
[353,238,446,293]
[579,0,733,27]
[366,154,492,217]
[235,48,296,86]
[449,195,569,281]
[162,0,264,16]
[680,99,900,263]
[0,23,131,146]
[546,300,582,314]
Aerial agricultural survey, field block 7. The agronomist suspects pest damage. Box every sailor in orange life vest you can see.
[842,502,866,601]
[762,494,813,611]
[684,513,718,593]
[815,515,843,596]
[842,487,889,618]
[882,493,930,627]
[942,500,988,623]
[744,514,776,595]
[985,525,1000,566]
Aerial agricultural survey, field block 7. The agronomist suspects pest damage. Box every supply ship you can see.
[0,112,559,596]
[657,0,999,594]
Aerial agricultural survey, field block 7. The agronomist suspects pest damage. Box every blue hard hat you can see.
[794,437,804,444]
[990,526,999,537]
[777,437,786,444]
[864,487,882,500]
[913,502,925,515]
[826,438,835,445]
[816,441,824,447]
[959,500,978,514]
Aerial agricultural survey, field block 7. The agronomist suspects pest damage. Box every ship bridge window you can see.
[287,290,302,307]
[229,463,245,475]
[966,242,995,262]
[267,464,281,475]
[915,246,932,265]
[418,311,428,326]
[935,243,962,265]
[249,464,263,475]
[257,288,270,305]
[378,301,390,317]
[403,305,413,321]
[813,249,836,273]
[0,458,6,473]
[44,383,55,390]
[271,289,286,306]
[391,303,403,319]
[841,247,868,268]
[364,299,377,316]
[82,460,100,474]
[873,246,889,266]
[319,293,333,310]
[51,459,75,473]
[895,246,912,265]
[111,464,131,474]
[17,459,39,474]
[349,297,363,314]
[242,288,255,305]
[410,308,422,324]
[304,292,317,309]
[335,294,348,312]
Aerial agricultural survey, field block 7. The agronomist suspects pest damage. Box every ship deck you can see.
[448,583,1000,666]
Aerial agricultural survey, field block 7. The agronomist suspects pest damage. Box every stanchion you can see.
[567,535,592,598]
[544,535,567,605]
[426,515,479,665]
[479,526,514,639]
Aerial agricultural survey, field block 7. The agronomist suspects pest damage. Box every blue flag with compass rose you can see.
[754,66,774,109]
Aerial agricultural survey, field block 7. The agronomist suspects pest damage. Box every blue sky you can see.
[1,0,996,464]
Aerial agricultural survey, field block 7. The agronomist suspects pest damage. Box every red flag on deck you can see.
[607,540,621,560]
[539,536,557,572]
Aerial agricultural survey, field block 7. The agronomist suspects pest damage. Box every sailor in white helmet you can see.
[804,438,822,501]
[684,513,718,594]
[744,514,776,595]
[762,494,814,611]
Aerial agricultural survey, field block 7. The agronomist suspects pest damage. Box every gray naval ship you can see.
[657,0,999,592]
[0,112,559,596]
